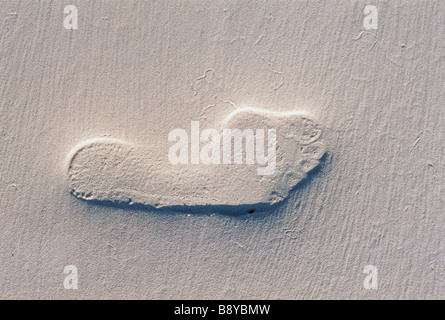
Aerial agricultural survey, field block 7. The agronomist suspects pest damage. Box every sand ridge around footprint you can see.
[67,108,326,214]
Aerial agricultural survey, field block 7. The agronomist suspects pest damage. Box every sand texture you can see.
[0,0,444,299]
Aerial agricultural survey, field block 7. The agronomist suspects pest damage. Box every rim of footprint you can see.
[67,107,326,215]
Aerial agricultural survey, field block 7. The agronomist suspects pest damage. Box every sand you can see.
[0,0,444,299]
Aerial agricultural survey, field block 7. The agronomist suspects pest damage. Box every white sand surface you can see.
[0,0,444,299]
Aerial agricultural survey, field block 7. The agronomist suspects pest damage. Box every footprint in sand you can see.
[66,107,326,214]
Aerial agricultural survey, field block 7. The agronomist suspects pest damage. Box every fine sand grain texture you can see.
[0,0,444,299]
